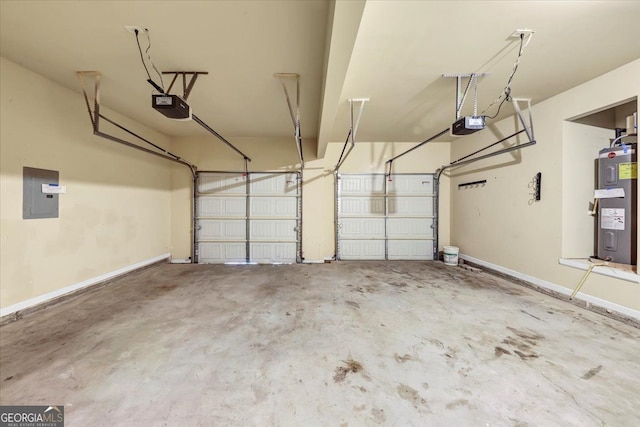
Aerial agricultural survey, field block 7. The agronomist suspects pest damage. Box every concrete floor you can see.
[1,261,639,426]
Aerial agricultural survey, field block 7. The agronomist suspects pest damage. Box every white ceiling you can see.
[0,0,329,141]
[2,1,639,158]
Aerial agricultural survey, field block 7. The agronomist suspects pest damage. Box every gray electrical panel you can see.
[597,144,637,264]
[23,167,59,219]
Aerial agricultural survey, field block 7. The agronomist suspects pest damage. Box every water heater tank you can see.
[596,143,637,264]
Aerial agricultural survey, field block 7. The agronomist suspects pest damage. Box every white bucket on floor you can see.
[443,246,459,266]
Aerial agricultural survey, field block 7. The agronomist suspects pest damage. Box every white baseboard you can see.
[0,253,170,318]
[459,253,640,321]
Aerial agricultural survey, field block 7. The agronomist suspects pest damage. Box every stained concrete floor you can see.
[1,261,639,426]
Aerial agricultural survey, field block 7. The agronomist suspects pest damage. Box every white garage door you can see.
[196,172,301,264]
[337,173,435,260]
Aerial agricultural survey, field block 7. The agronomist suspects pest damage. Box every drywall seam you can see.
[460,253,640,321]
[0,253,170,318]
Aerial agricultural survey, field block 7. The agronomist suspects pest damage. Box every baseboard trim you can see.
[459,253,640,323]
[0,253,170,321]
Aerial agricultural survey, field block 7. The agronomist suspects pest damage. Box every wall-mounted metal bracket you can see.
[512,98,535,143]
[162,71,209,101]
[275,73,304,169]
[458,180,487,189]
[534,172,542,200]
[335,98,370,171]
[528,171,542,204]
[386,160,394,182]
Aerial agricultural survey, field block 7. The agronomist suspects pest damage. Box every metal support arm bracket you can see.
[275,73,304,169]
[443,73,489,119]
[76,71,198,177]
[335,98,370,171]
[162,71,209,101]
[512,98,535,143]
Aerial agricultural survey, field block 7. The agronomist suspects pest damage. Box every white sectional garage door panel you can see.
[337,174,386,260]
[387,174,434,260]
[248,173,299,264]
[197,173,247,263]
[386,218,433,239]
[196,172,300,264]
[198,242,247,264]
[337,173,435,260]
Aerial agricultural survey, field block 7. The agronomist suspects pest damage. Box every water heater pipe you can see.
[570,262,607,300]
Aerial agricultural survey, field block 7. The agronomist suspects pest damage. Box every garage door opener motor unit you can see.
[443,73,488,137]
[451,115,486,136]
[152,94,191,120]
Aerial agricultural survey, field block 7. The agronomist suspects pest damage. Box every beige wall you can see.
[450,59,640,311]
[170,138,450,261]
[0,57,173,309]
[5,52,634,315]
